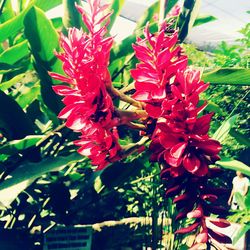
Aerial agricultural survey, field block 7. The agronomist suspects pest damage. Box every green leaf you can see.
[94,159,144,193]
[202,68,250,85]
[230,129,250,147]
[0,40,29,65]
[199,99,224,114]
[0,74,25,91]
[24,7,60,65]
[24,6,64,115]
[16,82,40,109]
[111,22,158,62]
[235,192,246,210]
[0,4,33,43]
[135,1,159,31]
[0,62,20,73]
[245,192,250,209]
[178,0,201,42]
[0,90,35,139]
[233,224,250,245]
[216,158,250,177]
[0,0,15,23]
[108,0,125,32]
[0,153,82,206]
[213,115,238,143]
[194,14,217,26]
[0,72,37,91]
[165,0,179,14]
[34,0,62,12]
[51,17,63,29]
[0,135,44,155]
[111,34,136,62]
[62,0,82,30]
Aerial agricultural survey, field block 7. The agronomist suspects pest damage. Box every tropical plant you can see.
[0,0,249,250]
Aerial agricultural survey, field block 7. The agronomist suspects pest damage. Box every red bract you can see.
[131,22,229,248]
[167,4,181,18]
[74,123,121,170]
[131,23,187,118]
[50,0,120,169]
[150,68,221,177]
[152,117,221,177]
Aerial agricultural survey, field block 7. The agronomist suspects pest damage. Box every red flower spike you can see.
[187,205,203,219]
[206,217,231,228]
[201,194,218,203]
[175,221,200,234]
[50,0,121,169]
[196,229,208,243]
[131,24,187,117]
[173,192,190,203]
[131,19,227,247]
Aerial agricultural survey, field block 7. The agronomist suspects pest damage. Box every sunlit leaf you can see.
[24,6,64,115]
[235,192,246,210]
[216,158,250,177]
[213,115,238,143]
[0,40,29,65]
[202,68,250,85]
[194,14,217,26]
[34,0,62,12]
[51,17,63,29]
[62,0,82,30]
[178,0,201,42]
[16,83,40,109]
[233,224,250,245]
[108,0,125,32]
[0,153,82,206]
[0,135,44,155]
[0,4,33,43]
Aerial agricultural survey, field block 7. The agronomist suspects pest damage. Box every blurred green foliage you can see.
[0,0,249,249]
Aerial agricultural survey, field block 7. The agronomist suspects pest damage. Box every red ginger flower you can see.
[150,68,221,177]
[131,23,188,118]
[131,23,230,248]
[50,0,120,169]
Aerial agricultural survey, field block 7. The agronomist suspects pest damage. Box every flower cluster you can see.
[50,0,121,170]
[131,24,231,248]
[51,1,231,248]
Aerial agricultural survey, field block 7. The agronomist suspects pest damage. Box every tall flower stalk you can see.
[131,22,231,249]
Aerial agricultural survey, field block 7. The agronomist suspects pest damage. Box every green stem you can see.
[115,108,148,125]
[108,85,144,108]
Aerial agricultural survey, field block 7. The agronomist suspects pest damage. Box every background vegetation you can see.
[0,0,249,249]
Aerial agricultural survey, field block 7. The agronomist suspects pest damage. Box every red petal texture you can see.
[175,222,200,234]
[183,153,200,173]
[50,0,121,169]
[206,217,230,228]
[196,230,208,243]
[130,16,226,247]
[187,206,203,219]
